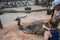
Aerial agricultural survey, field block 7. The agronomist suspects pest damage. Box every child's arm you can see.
[43,24,50,30]
[44,31,50,40]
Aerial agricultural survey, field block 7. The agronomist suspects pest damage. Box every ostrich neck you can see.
[18,19,21,26]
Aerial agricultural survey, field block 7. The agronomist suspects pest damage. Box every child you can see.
[43,18,59,40]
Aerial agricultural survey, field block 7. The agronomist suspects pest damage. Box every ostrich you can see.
[15,18,46,35]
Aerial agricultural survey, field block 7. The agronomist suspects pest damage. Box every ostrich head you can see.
[15,18,23,30]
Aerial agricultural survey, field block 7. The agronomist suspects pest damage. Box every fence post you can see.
[0,20,3,29]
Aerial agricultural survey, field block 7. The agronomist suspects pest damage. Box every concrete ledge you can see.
[0,6,48,13]
[0,8,48,13]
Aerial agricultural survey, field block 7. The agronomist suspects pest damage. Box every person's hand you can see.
[43,24,50,30]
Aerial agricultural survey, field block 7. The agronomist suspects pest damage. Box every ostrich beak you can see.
[14,18,20,21]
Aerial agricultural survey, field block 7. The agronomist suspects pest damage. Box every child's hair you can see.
[49,18,59,28]
[44,18,59,28]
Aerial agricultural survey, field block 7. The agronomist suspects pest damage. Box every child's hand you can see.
[43,24,50,30]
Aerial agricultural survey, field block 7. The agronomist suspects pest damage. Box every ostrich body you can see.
[15,18,46,35]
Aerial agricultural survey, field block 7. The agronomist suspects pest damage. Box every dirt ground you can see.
[0,21,60,40]
[0,21,44,40]
[0,11,60,40]
[0,11,49,40]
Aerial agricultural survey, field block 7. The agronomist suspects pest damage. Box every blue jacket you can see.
[48,30,58,40]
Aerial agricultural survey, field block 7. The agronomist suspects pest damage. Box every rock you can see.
[25,7,31,10]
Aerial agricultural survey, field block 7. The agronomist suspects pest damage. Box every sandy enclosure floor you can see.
[0,21,44,40]
[0,6,48,40]
[0,11,50,27]
[0,11,56,40]
[0,23,60,40]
